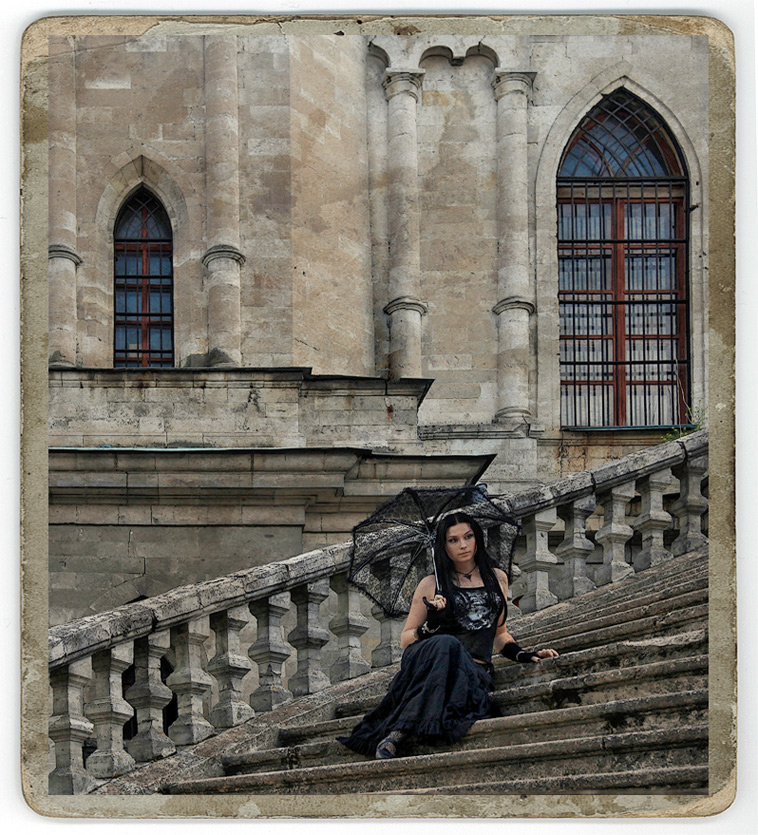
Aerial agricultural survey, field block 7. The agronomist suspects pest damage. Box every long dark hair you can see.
[433,512,507,623]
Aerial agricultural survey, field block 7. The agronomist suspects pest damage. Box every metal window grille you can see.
[113,189,174,368]
[557,91,690,428]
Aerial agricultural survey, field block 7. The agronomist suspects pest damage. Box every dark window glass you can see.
[557,90,689,428]
[113,189,174,368]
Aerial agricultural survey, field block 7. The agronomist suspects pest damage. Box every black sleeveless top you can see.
[446,586,505,663]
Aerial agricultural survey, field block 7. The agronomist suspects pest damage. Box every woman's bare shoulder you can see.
[417,574,437,591]
[493,568,509,584]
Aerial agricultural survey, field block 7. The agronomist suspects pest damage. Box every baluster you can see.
[516,508,559,613]
[595,482,636,585]
[370,555,404,668]
[670,453,709,555]
[633,469,674,570]
[248,592,293,711]
[555,495,597,599]
[48,658,96,795]
[287,581,331,697]
[329,572,371,681]
[166,617,214,745]
[84,644,136,779]
[124,630,176,762]
[208,606,255,728]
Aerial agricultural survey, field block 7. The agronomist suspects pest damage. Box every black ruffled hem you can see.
[337,634,493,758]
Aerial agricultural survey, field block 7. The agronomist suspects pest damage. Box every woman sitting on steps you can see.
[338,512,559,760]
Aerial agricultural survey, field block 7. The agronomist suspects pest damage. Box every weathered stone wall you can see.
[47,29,711,623]
[290,36,374,376]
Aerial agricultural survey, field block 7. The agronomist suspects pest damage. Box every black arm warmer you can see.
[500,641,538,662]
[416,597,448,640]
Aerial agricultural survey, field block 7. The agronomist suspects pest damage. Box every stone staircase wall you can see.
[48,431,708,795]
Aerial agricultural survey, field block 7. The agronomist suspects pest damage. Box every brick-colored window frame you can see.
[113,189,174,368]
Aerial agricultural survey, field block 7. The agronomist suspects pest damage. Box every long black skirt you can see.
[337,634,493,758]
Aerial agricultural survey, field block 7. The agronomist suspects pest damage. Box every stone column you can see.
[166,618,215,746]
[287,581,332,697]
[208,606,255,728]
[48,659,95,795]
[492,70,537,425]
[382,69,427,379]
[48,36,80,367]
[329,573,371,682]
[517,507,559,613]
[248,593,293,711]
[670,454,709,556]
[555,495,597,599]
[84,644,136,779]
[633,469,674,571]
[124,630,176,762]
[595,482,636,586]
[203,34,244,366]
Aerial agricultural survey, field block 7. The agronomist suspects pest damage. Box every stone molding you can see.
[492,69,537,100]
[202,244,246,267]
[493,297,536,316]
[382,69,425,102]
[383,296,428,316]
[48,243,83,266]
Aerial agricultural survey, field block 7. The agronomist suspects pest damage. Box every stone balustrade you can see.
[48,430,708,793]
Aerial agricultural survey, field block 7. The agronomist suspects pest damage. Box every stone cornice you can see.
[202,244,246,267]
[493,297,536,316]
[383,296,428,316]
[492,69,537,100]
[48,243,83,266]
[382,69,425,102]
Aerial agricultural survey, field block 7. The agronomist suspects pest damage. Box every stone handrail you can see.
[48,430,708,794]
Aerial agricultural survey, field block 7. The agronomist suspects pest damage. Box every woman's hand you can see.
[531,648,559,662]
[423,594,447,611]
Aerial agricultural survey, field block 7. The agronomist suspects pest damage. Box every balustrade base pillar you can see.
[595,560,634,586]
[249,686,292,714]
[49,767,96,797]
[168,716,215,747]
[85,749,136,780]
[126,728,176,763]
[633,547,673,572]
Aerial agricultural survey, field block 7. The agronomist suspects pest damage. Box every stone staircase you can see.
[158,548,708,796]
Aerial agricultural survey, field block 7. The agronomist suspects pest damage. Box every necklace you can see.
[454,567,477,581]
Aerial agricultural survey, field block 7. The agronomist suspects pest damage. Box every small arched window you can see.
[113,188,174,367]
[557,90,689,428]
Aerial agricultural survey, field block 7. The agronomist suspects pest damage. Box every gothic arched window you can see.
[557,90,689,428]
[113,188,174,367]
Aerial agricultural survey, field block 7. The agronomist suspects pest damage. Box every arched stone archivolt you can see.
[533,69,707,430]
[78,155,202,368]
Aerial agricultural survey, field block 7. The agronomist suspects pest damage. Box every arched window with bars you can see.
[557,89,690,428]
[113,188,174,367]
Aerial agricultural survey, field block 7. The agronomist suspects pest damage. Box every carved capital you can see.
[493,297,536,316]
[384,296,428,316]
[492,69,536,101]
[202,244,246,268]
[383,69,425,102]
[49,243,82,266]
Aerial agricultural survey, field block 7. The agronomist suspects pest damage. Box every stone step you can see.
[493,628,707,687]
[373,764,709,795]
[516,602,707,656]
[512,589,707,652]
[223,688,707,775]
[512,551,707,629]
[512,568,707,638]
[163,724,707,795]
[333,628,707,722]
[493,654,707,714]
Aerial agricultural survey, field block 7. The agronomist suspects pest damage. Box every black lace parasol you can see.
[347,485,520,619]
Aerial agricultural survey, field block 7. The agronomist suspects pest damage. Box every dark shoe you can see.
[375,735,401,759]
